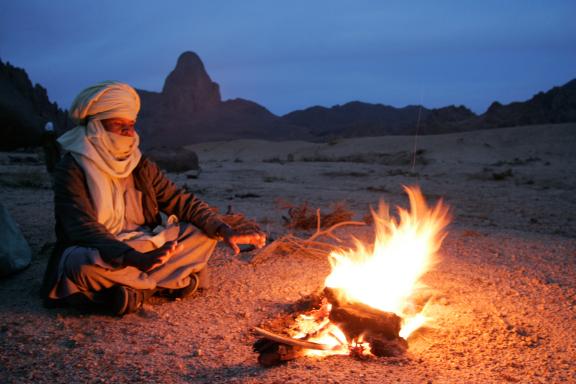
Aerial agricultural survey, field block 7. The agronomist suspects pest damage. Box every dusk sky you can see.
[1,0,575,115]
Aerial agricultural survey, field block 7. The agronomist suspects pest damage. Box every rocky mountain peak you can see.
[161,51,221,114]
[173,51,204,73]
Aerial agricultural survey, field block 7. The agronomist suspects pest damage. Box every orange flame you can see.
[293,186,451,355]
[326,186,450,338]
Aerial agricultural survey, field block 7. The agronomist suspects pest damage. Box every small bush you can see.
[467,167,514,182]
[300,150,428,166]
[491,157,542,167]
[492,169,513,181]
[322,171,371,178]
[327,137,341,146]
[366,185,389,193]
[386,169,419,177]
[262,157,285,164]
[263,176,285,183]
[0,171,50,189]
[277,199,354,230]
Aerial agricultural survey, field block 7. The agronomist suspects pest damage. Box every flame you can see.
[293,186,451,356]
[326,186,450,338]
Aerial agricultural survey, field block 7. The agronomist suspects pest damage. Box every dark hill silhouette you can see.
[282,102,432,137]
[281,82,576,139]
[480,79,576,128]
[0,59,69,150]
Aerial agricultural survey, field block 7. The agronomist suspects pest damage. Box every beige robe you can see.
[48,175,217,302]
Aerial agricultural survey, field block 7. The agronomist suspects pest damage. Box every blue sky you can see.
[1,0,575,115]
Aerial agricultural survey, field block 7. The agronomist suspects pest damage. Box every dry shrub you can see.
[300,150,428,166]
[277,199,354,230]
[229,200,364,265]
[321,171,371,178]
[251,233,335,264]
[467,167,514,182]
[220,211,262,234]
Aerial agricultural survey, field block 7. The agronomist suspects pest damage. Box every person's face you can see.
[101,118,136,137]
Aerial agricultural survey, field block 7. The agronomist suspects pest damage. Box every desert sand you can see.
[1,123,575,383]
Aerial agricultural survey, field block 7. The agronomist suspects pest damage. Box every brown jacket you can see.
[41,153,226,300]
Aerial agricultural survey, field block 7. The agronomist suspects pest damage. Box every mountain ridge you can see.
[135,51,576,145]
[1,52,574,149]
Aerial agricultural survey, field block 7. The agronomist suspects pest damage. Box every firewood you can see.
[329,304,402,342]
[323,286,345,307]
[258,351,283,367]
[251,213,364,265]
[253,327,333,350]
[253,338,307,367]
[366,336,408,357]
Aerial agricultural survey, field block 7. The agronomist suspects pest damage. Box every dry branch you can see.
[251,213,365,264]
[253,327,334,351]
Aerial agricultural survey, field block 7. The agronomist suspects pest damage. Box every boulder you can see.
[145,147,200,174]
[0,202,32,277]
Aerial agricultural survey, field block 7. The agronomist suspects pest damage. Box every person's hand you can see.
[123,241,179,272]
[220,227,266,255]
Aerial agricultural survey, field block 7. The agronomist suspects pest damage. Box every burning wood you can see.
[328,299,401,341]
[253,339,306,367]
[253,326,335,351]
[253,290,408,366]
[253,186,451,366]
[324,287,408,358]
[253,326,336,367]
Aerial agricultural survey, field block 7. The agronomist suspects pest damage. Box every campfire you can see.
[254,186,451,366]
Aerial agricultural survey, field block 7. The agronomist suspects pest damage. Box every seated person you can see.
[41,81,265,315]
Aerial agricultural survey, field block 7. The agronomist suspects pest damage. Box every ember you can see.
[254,186,451,366]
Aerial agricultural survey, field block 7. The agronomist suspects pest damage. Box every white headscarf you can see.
[58,81,142,235]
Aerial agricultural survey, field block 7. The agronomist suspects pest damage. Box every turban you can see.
[69,81,140,125]
[58,81,142,235]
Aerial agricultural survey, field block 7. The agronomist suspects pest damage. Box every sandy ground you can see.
[1,123,575,383]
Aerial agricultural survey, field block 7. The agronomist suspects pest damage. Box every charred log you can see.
[323,286,345,307]
[323,286,407,357]
[324,286,402,341]
[254,288,409,366]
[329,305,402,341]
